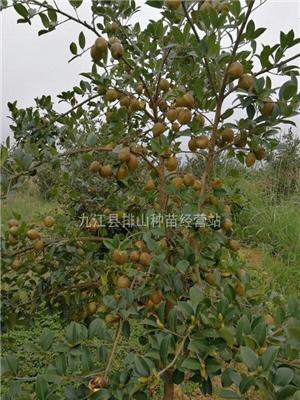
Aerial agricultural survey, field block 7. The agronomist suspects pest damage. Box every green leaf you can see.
[47,8,57,23]
[219,389,242,399]
[261,346,279,371]
[176,259,189,273]
[89,318,107,339]
[252,322,266,347]
[14,3,28,18]
[274,367,294,386]
[160,335,171,365]
[219,327,235,347]
[240,346,259,371]
[189,286,202,308]
[0,145,8,165]
[145,0,164,8]
[69,0,83,8]
[35,375,49,400]
[172,369,184,384]
[40,328,54,351]
[181,357,199,371]
[70,42,77,55]
[293,391,300,400]
[39,13,50,29]
[79,31,85,49]
[65,322,88,345]
[4,355,18,376]
[134,355,151,377]
[279,80,297,100]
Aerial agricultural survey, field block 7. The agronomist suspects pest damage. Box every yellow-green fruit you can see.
[112,250,128,265]
[118,147,131,162]
[100,164,113,177]
[110,42,124,59]
[9,226,19,236]
[193,179,202,190]
[109,36,121,45]
[171,177,184,189]
[165,157,178,172]
[89,160,101,173]
[238,74,253,91]
[229,239,240,252]
[8,219,19,228]
[254,146,266,161]
[33,239,45,251]
[105,314,120,326]
[94,37,108,53]
[127,154,138,171]
[149,291,163,304]
[90,45,101,63]
[223,218,233,231]
[27,229,40,241]
[116,164,128,179]
[188,138,198,152]
[221,128,234,143]
[166,108,177,122]
[206,272,215,285]
[88,302,98,315]
[110,21,119,33]
[165,0,181,10]
[145,179,155,191]
[194,113,205,127]
[159,78,170,91]
[195,135,209,149]
[129,97,140,112]
[158,99,168,112]
[78,248,85,256]
[117,275,130,289]
[183,174,195,187]
[139,252,151,266]
[44,216,55,227]
[182,93,195,109]
[245,152,256,167]
[228,62,244,80]
[105,89,118,102]
[130,250,140,263]
[260,97,274,116]
[177,108,192,125]
[152,122,165,137]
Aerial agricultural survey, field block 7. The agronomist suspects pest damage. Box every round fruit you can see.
[110,42,124,59]
[177,108,192,125]
[105,89,118,102]
[110,21,119,33]
[95,37,108,53]
[235,284,245,296]
[165,0,181,10]
[120,95,131,107]
[136,83,143,95]
[11,257,22,269]
[245,152,256,167]
[118,147,131,162]
[159,78,170,91]
[183,174,195,187]
[223,218,233,231]
[27,229,40,241]
[264,314,275,325]
[112,250,128,265]
[134,240,146,251]
[194,113,205,127]
[9,226,19,236]
[149,291,163,304]
[206,272,215,285]
[127,154,138,171]
[227,62,244,80]
[129,97,140,112]
[105,314,120,326]
[166,108,177,122]
[171,176,184,188]
[117,276,130,289]
[100,164,113,177]
[175,96,185,107]
[158,99,168,111]
[145,179,155,191]
[139,252,151,266]
[116,164,128,179]
[254,146,266,161]
[165,157,178,172]
[88,302,98,315]
[159,238,168,249]
[77,248,85,256]
[212,179,222,189]
[8,234,18,245]
[90,45,101,63]
[130,251,140,263]
[33,239,45,251]
[260,97,274,116]
[188,138,197,152]
[228,239,240,252]
[152,122,165,137]
[172,122,180,132]
[181,93,195,108]
[89,160,101,173]
[195,135,209,149]
[8,219,19,228]
[44,216,55,227]
[193,179,202,190]
[234,134,247,148]
[109,36,121,45]
[221,128,234,143]
[238,74,253,91]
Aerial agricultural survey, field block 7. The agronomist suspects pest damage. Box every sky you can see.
[1,0,300,142]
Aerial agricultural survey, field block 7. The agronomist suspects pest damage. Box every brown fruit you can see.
[109,36,121,45]
[206,272,215,286]
[212,179,222,189]
[175,96,185,107]
[171,177,184,189]
[228,62,244,80]
[33,239,45,251]
[149,291,163,304]
[117,276,130,289]
[118,147,131,162]
[238,74,253,91]
[9,226,19,236]
[105,89,118,102]
[165,157,178,172]
[221,128,234,143]
[158,99,168,112]
[183,174,195,187]
[165,0,181,10]
[235,284,245,296]
[89,160,101,173]
[90,45,101,63]
[172,122,180,132]
[264,314,275,326]
[100,164,113,177]
[182,93,195,109]
[193,179,202,190]
[87,302,98,315]
[139,252,151,266]
[130,251,140,263]
[254,146,266,161]
[159,238,168,249]
[145,179,155,191]
[234,134,247,148]
[224,205,231,214]
[44,216,55,227]
[127,154,138,171]
[116,164,128,179]
[77,248,85,256]
[177,108,192,125]
[194,113,205,127]
[260,97,274,116]
[223,218,233,231]
[228,239,240,252]
[159,78,170,91]
[166,108,177,122]
[11,257,22,269]
[120,95,131,107]
[110,42,124,59]
[195,135,209,149]
[188,138,197,152]
[27,229,40,241]
[245,152,256,167]
[94,37,108,53]
[8,234,18,244]
[136,83,143,95]
[152,122,165,137]
[110,21,119,33]
[8,219,19,228]
[112,249,128,265]
[134,240,146,251]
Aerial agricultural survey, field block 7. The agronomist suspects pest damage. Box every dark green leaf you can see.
[240,346,258,371]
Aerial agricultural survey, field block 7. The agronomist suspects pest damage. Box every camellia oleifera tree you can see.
[1,1,300,399]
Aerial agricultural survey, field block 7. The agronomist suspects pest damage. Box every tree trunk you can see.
[163,370,174,400]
